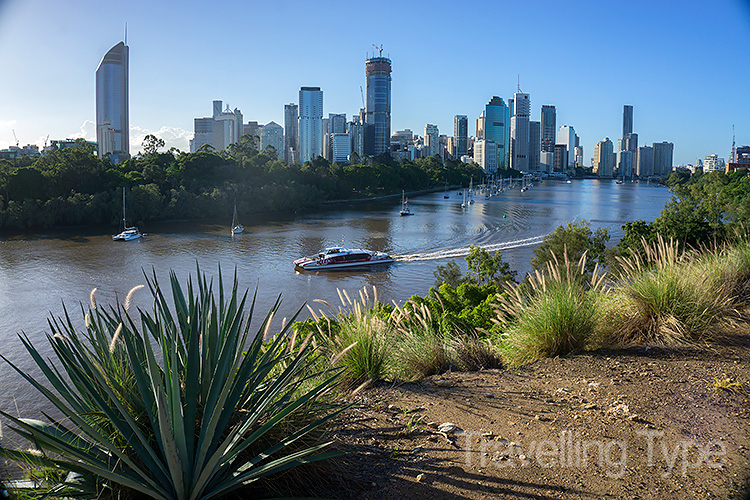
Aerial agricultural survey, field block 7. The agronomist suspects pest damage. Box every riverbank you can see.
[319,324,750,499]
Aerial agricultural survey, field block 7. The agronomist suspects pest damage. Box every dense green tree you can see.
[531,221,610,273]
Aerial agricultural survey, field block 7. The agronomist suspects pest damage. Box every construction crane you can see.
[12,129,19,147]
[731,125,736,164]
[372,43,383,57]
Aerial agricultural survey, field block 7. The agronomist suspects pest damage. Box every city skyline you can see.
[1,0,749,165]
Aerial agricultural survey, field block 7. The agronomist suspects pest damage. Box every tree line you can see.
[0,136,484,230]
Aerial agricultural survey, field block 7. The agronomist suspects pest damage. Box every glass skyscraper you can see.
[484,97,509,169]
[364,56,391,156]
[298,87,323,163]
[96,41,129,160]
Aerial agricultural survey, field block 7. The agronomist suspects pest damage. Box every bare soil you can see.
[322,330,750,499]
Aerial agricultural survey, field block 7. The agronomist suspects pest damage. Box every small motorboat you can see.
[294,247,394,271]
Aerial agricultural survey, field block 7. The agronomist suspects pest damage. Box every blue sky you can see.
[1,0,749,165]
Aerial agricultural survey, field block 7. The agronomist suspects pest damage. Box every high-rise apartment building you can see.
[283,104,298,163]
[331,133,351,163]
[96,41,129,161]
[213,103,243,151]
[529,121,541,172]
[364,55,392,156]
[454,115,468,158]
[540,105,556,153]
[623,105,633,138]
[329,113,347,134]
[593,138,614,177]
[510,91,530,171]
[637,145,654,177]
[617,150,633,178]
[348,118,365,159]
[553,144,567,173]
[653,141,674,176]
[424,124,439,158]
[475,113,485,140]
[484,97,510,169]
[299,87,323,163]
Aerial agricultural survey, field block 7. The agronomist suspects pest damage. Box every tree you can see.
[141,134,165,156]
[434,260,463,287]
[531,221,610,273]
[465,245,516,286]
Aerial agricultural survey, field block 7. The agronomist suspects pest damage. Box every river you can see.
[0,179,673,417]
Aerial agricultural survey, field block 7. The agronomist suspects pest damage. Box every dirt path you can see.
[327,336,750,499]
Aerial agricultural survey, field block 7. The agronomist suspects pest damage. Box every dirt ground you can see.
[324,333,750,499]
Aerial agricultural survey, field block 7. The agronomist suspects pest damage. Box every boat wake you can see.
[395,234,546,262]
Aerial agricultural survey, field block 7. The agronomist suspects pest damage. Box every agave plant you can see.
[0,266,343,500]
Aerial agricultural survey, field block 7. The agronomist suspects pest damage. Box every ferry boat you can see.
[294,247,394,271]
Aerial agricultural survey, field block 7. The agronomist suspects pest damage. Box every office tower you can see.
[284,104,298,163]
[347,119,364,158]
[474,139,498,172]
[475,113,485,139]
[364,54,392,156]
[540,105,556,153]
[260,121,284,156]
[574,146,584,168]
[424,124,439,157]
[299,87,323,163]
[557,125,577,168]
[540,151,554,173]
[593,138,614,177]
[96,40,129,160]
[553,144,567,173]
[213,103,243,151]
[510,90,530,171]
[190,117,213,152]
[484,96,510,168]
[623,105,633,138]
[331,133,351,163]
[329,113,347,134]
[637,145,654,177]
[652,141,674,176]
[529,121,540,171]
[454,115,468,158]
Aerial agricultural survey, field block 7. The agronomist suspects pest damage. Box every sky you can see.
[1,0,749,165]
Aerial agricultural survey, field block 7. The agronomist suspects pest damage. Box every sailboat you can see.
[231,204,244,235]
[443,180,449,199]
[461,190,467,208]
[468,177,475,204]
[400,190,413,216]
[112,187,142,241]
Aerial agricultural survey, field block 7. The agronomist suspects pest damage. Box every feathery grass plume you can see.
[89,287,98,309]
[319,286,391,386]
[262,310,275,340]
[123,284,145,311]
[600,235,736,347]
[84,313,90,328]
[391,300,451,379]
[108,323,123,353]
[495,250,605,368]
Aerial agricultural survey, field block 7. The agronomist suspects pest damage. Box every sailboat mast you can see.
[122,187,127,228]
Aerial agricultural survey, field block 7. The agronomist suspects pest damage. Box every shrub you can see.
[495,251,605,368]
[0,268,342,500]
[601,236,736,346]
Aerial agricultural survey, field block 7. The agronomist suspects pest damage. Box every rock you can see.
[413,446,423,453]
[582,403,597,410]
[426,421,438,429]
[435,379,451,387]
[438,422,460,434]
[484,392,494,398]
[588,382,601,387]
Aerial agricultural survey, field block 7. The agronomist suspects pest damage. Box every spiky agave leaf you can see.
[0,266,343,500]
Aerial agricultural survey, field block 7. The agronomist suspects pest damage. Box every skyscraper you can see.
[593,138,614,177]
[557,125,577,168]
[298,87,323,163]
[652,141,674,176]
[364,54,392,156]
[529,121,540,172]
[284,104,298,163]
[484,97,510,169]
[623,105,633,138]
[510,90,530,171]
[424,124,439,158]
[540,105,556,153]
[260,121,284,156]
[96,41,129,160]
[454,115,468,158]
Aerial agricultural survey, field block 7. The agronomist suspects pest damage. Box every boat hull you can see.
[294,258,394,271]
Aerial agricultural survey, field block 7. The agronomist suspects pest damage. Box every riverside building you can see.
[96,40,129,162]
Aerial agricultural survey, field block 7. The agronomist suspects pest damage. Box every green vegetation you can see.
[0,268,343,499]
[0,136,483,230]
[530,220,610,274]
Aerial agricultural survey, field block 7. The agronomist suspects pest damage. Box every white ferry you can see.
[294,247,394,271]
